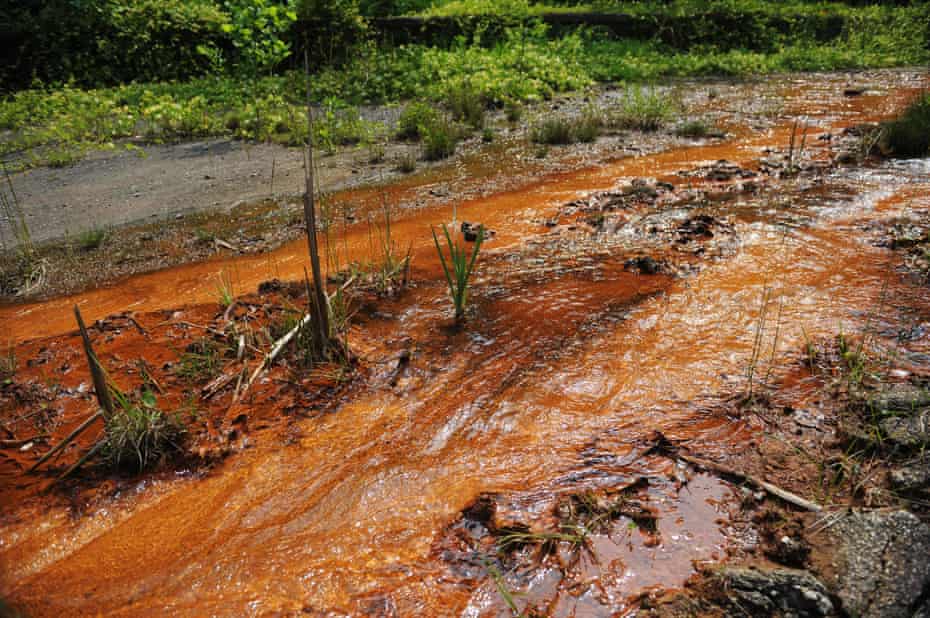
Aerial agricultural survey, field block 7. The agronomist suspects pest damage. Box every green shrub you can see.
[104,390,184,471]
[882,95,930,158]
[608,86,677,132]
[78,228,107,251]
[446,82,486,130]
[396,102,440,140]
[531,117,574,145]
[222,0,298,76]
[1,0,230,91]
[422,117,460,160]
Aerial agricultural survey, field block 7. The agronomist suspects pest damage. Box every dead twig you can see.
[26,411,103,473]
[53,439,106,483]
[678,453,822,512]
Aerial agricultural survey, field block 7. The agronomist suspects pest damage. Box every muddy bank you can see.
[1,68,930,616]
[2,68,922,305]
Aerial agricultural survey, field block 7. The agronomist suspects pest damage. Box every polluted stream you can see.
[2,71,930,616]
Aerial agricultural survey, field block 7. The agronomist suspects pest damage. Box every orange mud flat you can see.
[2,70,930,616]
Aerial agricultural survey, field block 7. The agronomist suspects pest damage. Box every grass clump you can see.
[396,152,417,173]
[396,102,440,140]
[531,116,574,145]
[574,106,603,143]
[104,390,184,471]
[422,117,460,161]
[881,94,930,158]
[446,82,486,130]
[675,119,712,138]
[531,107,603,145]
[78,228,107,251]
[432,222,484,321]
[216,270,234,308]
[608,86,677,131]
[175,338,227,382]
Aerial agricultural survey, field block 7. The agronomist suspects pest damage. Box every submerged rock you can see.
[825,510,930,618]
[718,568,833,617]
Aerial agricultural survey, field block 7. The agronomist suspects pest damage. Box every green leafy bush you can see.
[222,0,299,75]
[422,116,460,160]
[882,95,930,158]
[397,102,440,140]
[1,0,230,90]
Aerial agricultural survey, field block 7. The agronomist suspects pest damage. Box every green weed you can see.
[216,270,234,308]
[175,338,227,383]
[608,86,677,132]
[881,94,930,158]
[531,116,574,145]
[432,222,484,321]
[104,389,185,471]
[78,228,107,251]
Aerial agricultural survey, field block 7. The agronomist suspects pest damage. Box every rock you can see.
[844,86,867,97]
[720,568,833,617]
[870,384,930,414]
[826,510,930,617]
[460,221,492,242]
[880,409,930,447]
[624,256,663,275]
[889,459,930,493]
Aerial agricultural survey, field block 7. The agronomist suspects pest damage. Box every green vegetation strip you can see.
[2,2,927,170]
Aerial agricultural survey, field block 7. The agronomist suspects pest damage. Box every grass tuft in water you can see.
[881,94,930,158]
[432,222,483,321]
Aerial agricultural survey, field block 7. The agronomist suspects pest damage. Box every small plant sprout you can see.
[432,222,484,322]
[216,270,234,308]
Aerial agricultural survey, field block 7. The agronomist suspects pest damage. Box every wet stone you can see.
[825,510,930,618]
[880,409,930,448]
[718,567,833,617]
[624,256,664,275]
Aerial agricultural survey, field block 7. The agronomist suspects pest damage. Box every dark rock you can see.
[719,568,833,617]
[870,384,930,414]
[844,86,867,97]
[624,256,663,275]
[460,221,490,242]
[889,459,930,493]
[880,409,930,448]
[826,510,930,617]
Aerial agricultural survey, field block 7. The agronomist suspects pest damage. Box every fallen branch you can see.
[54,439,106,483]
[235,313,312,402]
[26,411,103,473]
[202,370,238,400]
[1,435,47,448]
[678,453,822,512]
